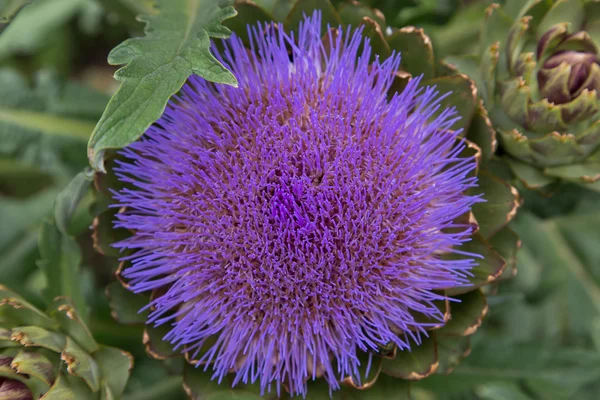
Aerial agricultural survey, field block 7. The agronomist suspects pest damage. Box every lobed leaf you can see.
[87,0,239,171]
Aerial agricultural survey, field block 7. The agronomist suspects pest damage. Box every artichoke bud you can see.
[0,356,32,400]
[537,30,600,108]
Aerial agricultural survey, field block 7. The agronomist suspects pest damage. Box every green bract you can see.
[91,1,522,398]
[0,286,132,399]
[450,0,600,191]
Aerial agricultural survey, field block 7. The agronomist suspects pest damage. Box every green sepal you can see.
[513,52,537,89]
[41,371,91,400]
[11,349,57,387]
[105,282,149,325]
[488,226,520,280]
[445,233,506,296]
[537,0,584,39]
[92,345,133,398]
[437,290,487,336]
[62,336,101,392]
[506,158,556,189]
[10,326,66,353]
[435,336,471,374]
[0,359,38,399]
[500,78,531,127]
[410,296,449,331]
[284,0,340,33]
[382,334,438,380]
[358,16,390,63]
[529,132,584,165]
[470,171,520,239]
[560,88,599,125]
[387,27,434,80]
[544,162,600,183]
[225,1,275,44]
[480,41,500,104]
[338,1,386,30]
[466,100,496,166]
[576,120,600,145]
[0,286,55,330]
[144,324,178,360]
[183,363,266,400]
[92,208,130,258]
[343,351,383,390]
[554,30,597,53]
[423,74,477,133]
[537,62,572,105]
[498,128,535,161]
[506,16,531,75]
[480,4,512,79]
[536,22,569,62]
[48,298,98,354]
[0,327,19,348]
[527,98,567,132]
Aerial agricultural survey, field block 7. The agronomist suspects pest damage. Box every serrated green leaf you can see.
[87,0,239,172]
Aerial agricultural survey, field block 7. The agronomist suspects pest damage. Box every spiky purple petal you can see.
[113,14,480,397]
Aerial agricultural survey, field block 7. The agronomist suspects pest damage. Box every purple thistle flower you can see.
[113,14,480,397]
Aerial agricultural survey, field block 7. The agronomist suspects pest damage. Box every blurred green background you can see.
[0,0,599,399]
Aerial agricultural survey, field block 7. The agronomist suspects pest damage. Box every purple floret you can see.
[113,14,480,397]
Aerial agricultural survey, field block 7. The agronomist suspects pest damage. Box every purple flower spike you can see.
[113,14,480,397]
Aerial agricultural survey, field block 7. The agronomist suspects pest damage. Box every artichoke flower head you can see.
[94,2,522,399]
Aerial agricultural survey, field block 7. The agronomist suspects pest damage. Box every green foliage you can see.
[0,0,31,27]
[0,286,133,399]
[87,0,239,171]
[38,171,92,319]
[0,0,102,58]
[0,68,107,180]
[0,0,600,399]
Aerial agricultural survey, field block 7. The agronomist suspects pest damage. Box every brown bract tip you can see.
[485,3,500,17]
